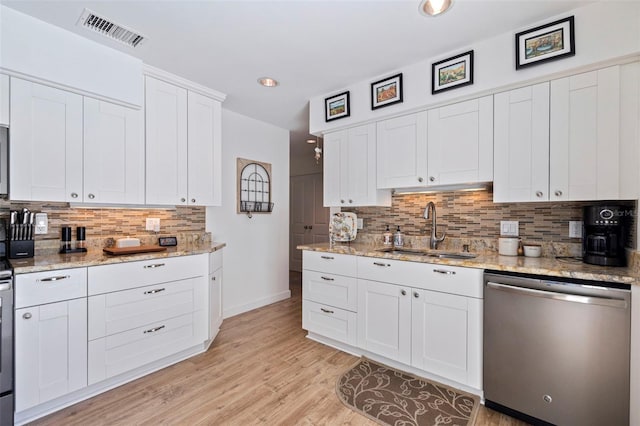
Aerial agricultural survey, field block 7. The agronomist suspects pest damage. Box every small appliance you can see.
[582,205,629,266]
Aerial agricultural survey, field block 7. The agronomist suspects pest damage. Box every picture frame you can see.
[515,16,575,70]
[431,50,474,94]
[325,91,350,122]
[371,73,403,110]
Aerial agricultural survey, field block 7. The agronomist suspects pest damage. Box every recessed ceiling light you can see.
[419,0,453,16]
[258,77,279,87]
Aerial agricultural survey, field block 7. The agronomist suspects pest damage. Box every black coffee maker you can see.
[582,205,628,267]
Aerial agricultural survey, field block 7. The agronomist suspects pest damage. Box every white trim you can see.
[143,64,227,102]
[223,290,291,318]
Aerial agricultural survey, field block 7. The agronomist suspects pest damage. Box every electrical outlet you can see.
[34,213,48,234]
[146,218,160,232]
[500,220,519,237]
[357,218,364,230]
[569,221,583,238]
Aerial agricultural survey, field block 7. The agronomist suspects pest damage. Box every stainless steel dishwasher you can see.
[484,271,630,426]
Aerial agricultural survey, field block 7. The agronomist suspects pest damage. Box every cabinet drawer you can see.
[88,254,208,295]
[209,250,222,272]
[16,268,87,308]
[303,270,357,311]
[302,300,357,346]
[88,311,207,384]
[88,276,206,340]
[419,265,483,298]
[303,251,357,276]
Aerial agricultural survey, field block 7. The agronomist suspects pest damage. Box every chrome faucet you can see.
[423,202,446,249]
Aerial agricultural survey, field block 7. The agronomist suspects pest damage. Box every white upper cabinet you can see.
[0,74,8,127]
[10,78,83,202]
[145,76,222,206]
[376,112,428,189]
[427,96,493,186]
[323,124,391,207]
[83,98,144,204]
[493,83,550,202]
[550,66,622,201]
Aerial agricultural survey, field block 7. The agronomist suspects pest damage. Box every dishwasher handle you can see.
[486,281,628,309]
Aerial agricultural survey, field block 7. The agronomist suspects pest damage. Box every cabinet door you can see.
[411,289,482,389]
[427,96,493,186]
[10,78,83,202]
[376,112,428,188]
[145,76,188,205]
[357,279,411,364]
[84,98,144,204]
[550,66,620,201]
[493,83,550,202]
[209,268,223,340]
[345,124,377,205]
[15,299,87,412]
[187,91,222,206]
[322,130,346,206]
[0,74,8,127]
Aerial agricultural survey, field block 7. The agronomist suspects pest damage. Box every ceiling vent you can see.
[77,8,146,48]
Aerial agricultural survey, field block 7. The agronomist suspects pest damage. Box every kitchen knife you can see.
[9,210,16,241]
[28,212,35,240]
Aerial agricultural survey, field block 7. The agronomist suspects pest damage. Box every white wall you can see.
[207,109,290,318]
[309,1,640,134]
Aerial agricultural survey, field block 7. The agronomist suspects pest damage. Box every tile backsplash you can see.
[344,189,637,248]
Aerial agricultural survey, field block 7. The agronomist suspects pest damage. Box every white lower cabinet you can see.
[208,250,224,342]
[14,268,88,412]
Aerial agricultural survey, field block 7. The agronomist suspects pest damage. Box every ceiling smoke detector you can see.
[77,8,146,48]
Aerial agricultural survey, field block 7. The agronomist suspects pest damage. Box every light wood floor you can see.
[33,272,528,426]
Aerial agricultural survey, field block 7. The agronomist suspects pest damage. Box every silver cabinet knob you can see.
[181,198,186,203]
[88,193,95,199]
[536,191,543,198]
[211,276,216,281]
[413,292,419,298]
[340,199,345,204]
[348,199,353,203]
[429,176,435,182]
[71,192,78,198]
[401,290,407,296]
[23,312,32,320]
[554,190,563,197]
[418,177,424,183]
[191,198,196,203]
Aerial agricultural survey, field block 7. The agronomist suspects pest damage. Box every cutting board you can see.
[103,245,167,256]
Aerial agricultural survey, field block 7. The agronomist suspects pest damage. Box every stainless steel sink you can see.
[375,247,477,259]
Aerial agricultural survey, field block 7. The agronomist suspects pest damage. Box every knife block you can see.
[8,240,34,259]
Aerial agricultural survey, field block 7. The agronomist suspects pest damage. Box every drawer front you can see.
[303,251,357,276]
[88,311,207,384]
[302,300,357,346]
[302,270,357,311]
[16,268,87,308]
[88,254,208,295]
[209,250,223,272]
[357,257,483,298]
[88,276,206,340]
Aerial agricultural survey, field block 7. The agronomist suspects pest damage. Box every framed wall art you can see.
[431,50,474,94]
[371,73,403,110]
[515,16,575,70]
[325,91,350,122]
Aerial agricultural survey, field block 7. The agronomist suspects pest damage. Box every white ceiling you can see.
[2,0,591,156]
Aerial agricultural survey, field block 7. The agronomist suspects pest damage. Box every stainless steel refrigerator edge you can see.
[484,271,630,426]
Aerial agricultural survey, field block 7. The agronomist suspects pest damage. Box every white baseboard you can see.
[223,290,291,318]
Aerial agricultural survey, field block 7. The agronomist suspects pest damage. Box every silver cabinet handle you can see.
[181,198,186,203]
[320,255,334,260]
[71,192,78,198]
[144,263,165,269]
[373,262,391,267]
[144,288,165,295]
[418,177,424,183]
[536,191,543,197]
[555,190,563,197]
[23,312,32,320]
[401,290,406,296]
[39,275,70,282]
[429,176,435,182]
[191,199,196,203]
[414,292,419,298]
[320,308,334,314]
[433,269,455,275]
[88,193,95,199]
[321,276,335,281]
[143,325,166,334]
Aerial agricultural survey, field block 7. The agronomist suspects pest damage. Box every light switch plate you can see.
[569,221,583,238]
[34,213,48,234]
[146,217,160,232]
[500,220,519,236]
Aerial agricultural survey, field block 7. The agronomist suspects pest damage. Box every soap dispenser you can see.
[393,226,404,247]
[383,225,393,246]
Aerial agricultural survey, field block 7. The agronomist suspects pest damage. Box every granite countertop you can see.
[10,242,226,274]
[297,242,640,286]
